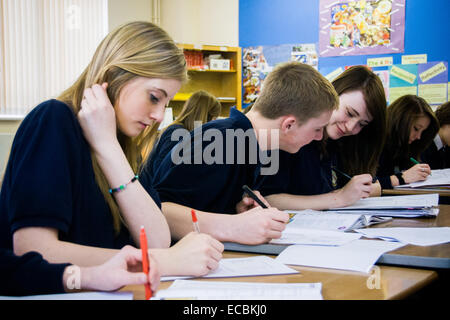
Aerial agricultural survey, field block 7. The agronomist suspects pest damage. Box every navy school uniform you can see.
[376,149,411,190]
[0,99,161,251]
[421,135,450,169]
[0,249,70,296]
[151,108,263,214]
[145,123,184,179]
[255,141,335,197]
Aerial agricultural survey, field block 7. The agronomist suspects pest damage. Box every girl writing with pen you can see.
[0,21,224,295]
[255,66,387,210]
[376,95,439,189]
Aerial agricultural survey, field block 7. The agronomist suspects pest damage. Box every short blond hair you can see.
[253,62,338,123]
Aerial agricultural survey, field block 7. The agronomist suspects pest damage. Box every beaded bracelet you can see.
[109,175,139,194]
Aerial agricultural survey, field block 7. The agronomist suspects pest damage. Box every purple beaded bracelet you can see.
[109,175,139,194]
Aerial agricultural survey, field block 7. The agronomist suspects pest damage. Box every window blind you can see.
[0,0,108,117]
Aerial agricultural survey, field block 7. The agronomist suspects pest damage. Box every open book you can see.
[270,210,390,246]
[394,168,450,189]
[285,209,390,232]
[327,193,439,217]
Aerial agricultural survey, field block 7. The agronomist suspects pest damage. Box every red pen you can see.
[140,226,152,300]
[191,209,201,233]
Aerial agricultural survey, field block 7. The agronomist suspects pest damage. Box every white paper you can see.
[0,291,133,300]
[332,193,439,209]
[270,228,362,246]
[395,168,450,188]
[285,209,366,231]
[355,227,450,246]
[153,280,323,300]
[161,256,298,282]
[275,240,405,273]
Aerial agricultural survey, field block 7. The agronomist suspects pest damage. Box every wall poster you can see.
[319,0,405,57]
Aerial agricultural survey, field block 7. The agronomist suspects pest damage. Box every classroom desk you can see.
[371,204,450,268]
[121,206,450,300]
[122,251,438,300]
[382,188,450,197]
[225,204,450,269]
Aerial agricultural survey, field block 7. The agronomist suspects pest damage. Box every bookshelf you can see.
[171,43,242,118]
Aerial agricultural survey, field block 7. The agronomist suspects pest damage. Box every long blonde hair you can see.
[171,90,221,131]
[58,21,187,233]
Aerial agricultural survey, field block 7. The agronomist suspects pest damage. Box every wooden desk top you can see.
[382,188,450,197]
[122,206,450,300]
[122,251,437,300]
[372,204,450,268]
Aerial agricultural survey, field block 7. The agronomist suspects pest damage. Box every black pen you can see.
[332,166,377,183]
[242,185,268,209]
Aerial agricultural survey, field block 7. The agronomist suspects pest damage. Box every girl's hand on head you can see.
[78,83,118,153]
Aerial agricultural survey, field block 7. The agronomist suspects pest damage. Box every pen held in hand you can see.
[242,185,268,209]
[332,166,377,183]
[191,209,201,233]
[410,157,432,176]
[139,226,152,300]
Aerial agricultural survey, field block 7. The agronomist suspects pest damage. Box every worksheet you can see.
[355,227,450,246]
[161,256,298,281]
[275,240,405,273]
[153,280,323,300]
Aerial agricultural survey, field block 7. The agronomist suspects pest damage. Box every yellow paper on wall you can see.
[389,86,417,104]
[419,62,447,83]
[418,83,447,105]
[401,54,427,65]
[325,67,344,82]
[390,66,416,84]
[367,57,393,67]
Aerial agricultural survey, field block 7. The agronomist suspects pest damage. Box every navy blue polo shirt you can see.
[255,141,334,197]
[145,124,185,178]
[152,108,262,214]
[0,249,70,296]
[0,99,161,250]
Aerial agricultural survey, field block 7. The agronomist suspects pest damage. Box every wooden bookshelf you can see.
[171,43,242,118]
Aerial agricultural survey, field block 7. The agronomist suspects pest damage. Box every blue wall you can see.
[239,0,450,69]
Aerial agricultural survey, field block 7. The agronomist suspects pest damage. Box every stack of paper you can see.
[355,227,450,246]
[327,194,439,217]
[394,168,450,189]
[153,280,323,300]
[275,240,405,273]
[161,256,298,281]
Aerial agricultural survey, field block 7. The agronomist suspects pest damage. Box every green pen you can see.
[410,157,431,175]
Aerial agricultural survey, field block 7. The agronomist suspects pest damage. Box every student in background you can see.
[152,62,338,245]
[0,21,223,281]
[421,101,450,169]
[377,95,439,189]
[146,90,221,177]
[0,246,159,296]
[256,66,387,210]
